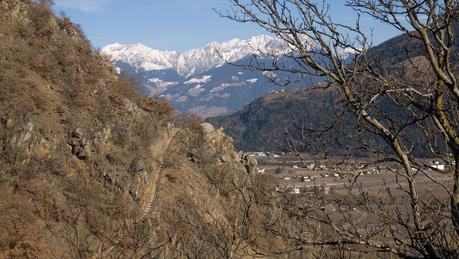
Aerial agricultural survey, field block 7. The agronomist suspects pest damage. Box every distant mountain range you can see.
[103,35,288,78]
[208,31,459,155]
[101,35,327,117]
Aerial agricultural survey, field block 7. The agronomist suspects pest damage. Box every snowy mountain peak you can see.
[101,43,179,72]
[101,35,288,78]
[101,35,328,118]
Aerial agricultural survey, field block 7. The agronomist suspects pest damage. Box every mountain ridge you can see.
[102,35,289,78]
[100,35,326,117]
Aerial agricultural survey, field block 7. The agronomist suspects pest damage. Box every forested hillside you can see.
[209,28,459,157]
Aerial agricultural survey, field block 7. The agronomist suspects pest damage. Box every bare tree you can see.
[34,0,54,9]
[222,0,459,257]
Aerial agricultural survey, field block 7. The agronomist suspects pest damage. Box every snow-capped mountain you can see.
[101,35,323,117]
[102,35,288,78]
[102,43,179,72]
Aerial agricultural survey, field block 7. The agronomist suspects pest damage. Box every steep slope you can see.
[208,88,342,152]
[0,1,285,257]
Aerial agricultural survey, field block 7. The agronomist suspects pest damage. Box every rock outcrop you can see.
[0,1,278,258]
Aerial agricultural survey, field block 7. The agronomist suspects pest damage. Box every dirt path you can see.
[101,128,180,258]
[141,128,180,218]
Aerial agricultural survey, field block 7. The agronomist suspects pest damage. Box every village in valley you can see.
[249,152,454,197]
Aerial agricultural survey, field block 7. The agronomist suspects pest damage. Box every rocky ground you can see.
[0,1,291,258]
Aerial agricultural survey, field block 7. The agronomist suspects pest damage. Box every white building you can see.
[431,161,446,171]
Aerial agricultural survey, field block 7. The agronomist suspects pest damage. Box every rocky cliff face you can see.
[0,1,280,258]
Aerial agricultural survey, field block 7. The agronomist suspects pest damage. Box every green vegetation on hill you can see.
[209,28,459,157]
[208,88,340,152]
[209,85,445,157]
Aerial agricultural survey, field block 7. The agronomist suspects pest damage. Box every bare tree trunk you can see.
[223,0,459,256]
[453,153,459,234]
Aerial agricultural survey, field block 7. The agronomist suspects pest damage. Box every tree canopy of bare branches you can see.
[223,0,459,257]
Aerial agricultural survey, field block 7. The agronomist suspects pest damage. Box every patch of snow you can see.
[210,83,230,94]
[263,71,276,78]
[148,77,178,87]
[246,78,258,83]
[176,96,188,103]
[146,77,178,95]
[159,94,172,100]
[184,75,212,85]
[189,85,205,96]
[340,47,360,64]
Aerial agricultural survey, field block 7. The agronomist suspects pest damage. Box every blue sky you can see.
[53,0,401,52]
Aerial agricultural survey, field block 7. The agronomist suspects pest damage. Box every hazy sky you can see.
[53,0,401,52]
